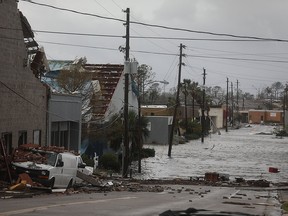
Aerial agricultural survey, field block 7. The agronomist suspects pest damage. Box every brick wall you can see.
[0,0,47,149]
[248,110,283,124]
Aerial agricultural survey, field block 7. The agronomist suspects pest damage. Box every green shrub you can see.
[132,148,155,160]
[141,148,155,158]
[282,202,288,212]
[276,130,288,137]
[81,154,94,167]
[185,133,201,140]
[98,153,120,172]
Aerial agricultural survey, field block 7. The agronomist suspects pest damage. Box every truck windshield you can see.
[46,153,58,166]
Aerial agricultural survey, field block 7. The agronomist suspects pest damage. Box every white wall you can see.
[105,62,138,121]
[208,107,224,129]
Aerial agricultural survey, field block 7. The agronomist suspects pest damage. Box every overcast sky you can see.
[18,0,288,95]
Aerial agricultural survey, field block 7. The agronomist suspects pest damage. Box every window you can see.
[51,122,69,148]
[18,131,27,147]
[1,132,12,155]
[33,130,41,145]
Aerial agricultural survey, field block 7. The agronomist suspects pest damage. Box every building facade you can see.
[0,1,48,153]
[248,110,283,124]
[48,94,82,152]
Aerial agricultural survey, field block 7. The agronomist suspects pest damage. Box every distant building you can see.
[141,105,170,116]
[144,116,173,145]
[248,110,283,124]
[208,107,224,131]
[0,1,48,153]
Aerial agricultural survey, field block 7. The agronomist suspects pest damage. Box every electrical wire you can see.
[20,0,125,22]
[26,29,288,42]
[20,0,288,42]
[0,80,80,122]
[33,30,124,38]
[186,54,288,64]
[36,39,288,64]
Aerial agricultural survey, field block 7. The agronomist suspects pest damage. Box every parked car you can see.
[11,152,92,189]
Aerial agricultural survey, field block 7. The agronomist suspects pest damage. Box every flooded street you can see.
[138,125,288,183]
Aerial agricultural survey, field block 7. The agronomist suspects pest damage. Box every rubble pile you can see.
[12,144,76,163]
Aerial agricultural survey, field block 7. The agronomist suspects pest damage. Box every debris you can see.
[269,167,279,173]
[246,179,270,187]
[17,173,34,186]
[222,201,251,206]
[9,182,26,191]
[76,170,101,187]
[205,172,219,182]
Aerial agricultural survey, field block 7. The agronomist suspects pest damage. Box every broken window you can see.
[18,131,27,147]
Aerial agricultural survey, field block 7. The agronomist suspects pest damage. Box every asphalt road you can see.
[0,185,282,216]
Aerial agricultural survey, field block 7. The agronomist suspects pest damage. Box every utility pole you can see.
[236,80,239,113]
[201,68,206,143]
[184,82,188,132]
[231,82,234,127]
[168,43,185,157]
[123,8,130,178]
[284,84,288,130]
[137,75,142,173]
[226,78,229,132]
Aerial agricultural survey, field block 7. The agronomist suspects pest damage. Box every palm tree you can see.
[189,81,201,120]
[180,79,191,131]
[105,110,149,173]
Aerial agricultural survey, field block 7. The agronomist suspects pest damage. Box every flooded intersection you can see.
[139,125,288,183]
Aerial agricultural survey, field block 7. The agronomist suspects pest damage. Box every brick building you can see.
[248,110,283,124]
[0,1,48,153]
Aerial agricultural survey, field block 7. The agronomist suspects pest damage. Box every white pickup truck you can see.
[11,152,93,189]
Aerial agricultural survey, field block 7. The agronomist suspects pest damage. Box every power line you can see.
[36,40,288,63]
[1,26,286,42]
[186,54,288,63]
[20,0,125,22]
[3,32,288,64]
[0,80,79,122]
[20,0,288,42]
[130,21,288,42]
[32,30,277,42]
[34,30,124,38]
[38,40,120,51]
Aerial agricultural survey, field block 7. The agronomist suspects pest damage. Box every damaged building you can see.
[43,61,139,155]
[0,1,48,153]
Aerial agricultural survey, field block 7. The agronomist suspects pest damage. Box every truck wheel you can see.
[66,179,73,190]
[50,178,55,190]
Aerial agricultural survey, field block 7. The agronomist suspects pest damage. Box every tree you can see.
[135,64,155,103]
[271,81,284,100]
[189,81,201,120]
[57,57,90,94]
[210,86,225,106]
[56,57,92,122]
[105,110,149,159]
[147,83,161,104]
[180,79,191,131]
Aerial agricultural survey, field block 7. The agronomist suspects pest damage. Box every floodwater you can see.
[137,125,288,183]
